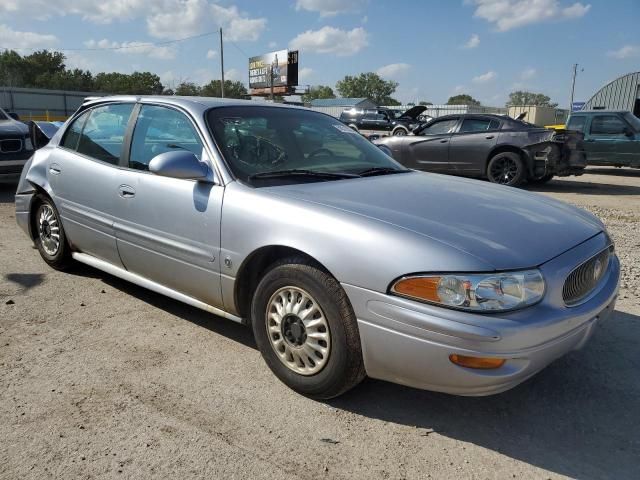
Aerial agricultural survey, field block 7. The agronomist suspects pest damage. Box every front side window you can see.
[419,118,458,135]
[60,111,90,151]
[590,115,627,135]
[207,106,403,184]
[76,104,134,164]
[129,105,204,171]
[566,115,586,131]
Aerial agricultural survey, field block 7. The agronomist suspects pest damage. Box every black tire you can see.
[32,194,73,270]
[251,257,366,399]
[528,173,554,185]
[487,152,527,186]
[392,128,408,136]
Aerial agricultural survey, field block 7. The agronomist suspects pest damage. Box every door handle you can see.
[440,139,448,143]
[485,135,495,139]
[49,164,61,175]
[118,185,136,198]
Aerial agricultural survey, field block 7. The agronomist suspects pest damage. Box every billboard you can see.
[249,50,299,92]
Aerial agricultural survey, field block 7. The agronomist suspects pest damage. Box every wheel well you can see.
[485,145,530,177]
[234,246,327,318]
[392,126,408,134]
[27,184,48,240]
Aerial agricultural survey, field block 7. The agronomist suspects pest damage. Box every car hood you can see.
[399,105,427,120]
[266,172,603,270]
[0,120,29,136]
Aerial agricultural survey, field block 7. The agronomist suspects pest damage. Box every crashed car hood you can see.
[398,105,427,120]
[0,120,29,136]
[267,172,603,270]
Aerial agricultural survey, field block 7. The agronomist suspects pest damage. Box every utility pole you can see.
[219,28,225,98]
[270,64,274,101]
[569,63,578,111]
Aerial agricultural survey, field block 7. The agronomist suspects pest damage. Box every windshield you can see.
[623,112,640,131]
[207,106,405,185]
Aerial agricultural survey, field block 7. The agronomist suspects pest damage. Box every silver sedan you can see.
[15,96,620,399]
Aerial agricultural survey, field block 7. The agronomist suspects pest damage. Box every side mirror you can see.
[149,150,209,180]
[623,127,634,138]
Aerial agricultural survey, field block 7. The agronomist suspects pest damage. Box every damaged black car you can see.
[373,113,586,186]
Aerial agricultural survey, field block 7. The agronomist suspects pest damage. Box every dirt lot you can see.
[1,168,639,480]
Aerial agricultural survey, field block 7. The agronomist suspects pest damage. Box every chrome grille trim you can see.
[563,246,612,307]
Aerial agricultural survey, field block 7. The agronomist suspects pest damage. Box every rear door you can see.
[404,117,459,172]
[584,114,635,166]
[113,103,224,308]
[48,103,135,267]
[448,116,501,175]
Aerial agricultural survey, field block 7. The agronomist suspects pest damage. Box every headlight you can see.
[390,270,545,312]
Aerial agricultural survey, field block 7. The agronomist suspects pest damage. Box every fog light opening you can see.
[449,354,506,370]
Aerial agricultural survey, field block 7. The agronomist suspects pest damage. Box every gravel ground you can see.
[1,167,639,480]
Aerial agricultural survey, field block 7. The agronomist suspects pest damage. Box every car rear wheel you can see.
[251,257,365,399]
[33,194,73,270]
[487,152,526,186]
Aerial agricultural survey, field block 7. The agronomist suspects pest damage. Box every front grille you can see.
[0,139,23,153]
[563,247,612,306]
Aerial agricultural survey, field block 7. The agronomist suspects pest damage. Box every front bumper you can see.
[344,232,619,396]
[0,159,28,183]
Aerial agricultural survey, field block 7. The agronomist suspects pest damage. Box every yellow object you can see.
[449,354,506,370]
[392,276,441,303]
[544,124,566,131]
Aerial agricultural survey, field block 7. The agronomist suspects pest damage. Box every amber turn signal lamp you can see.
[449,354,506,370]
[392,277,441,302]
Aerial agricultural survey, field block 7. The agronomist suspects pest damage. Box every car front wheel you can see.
[392,128,408,136]
[251,258,365,399]
[33,194,73,270]
[487,152,526,186]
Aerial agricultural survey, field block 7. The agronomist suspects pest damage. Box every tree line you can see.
[0,49,248,98]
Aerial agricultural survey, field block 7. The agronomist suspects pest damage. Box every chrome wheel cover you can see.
[38,204,60,256]
[265,286,331,376]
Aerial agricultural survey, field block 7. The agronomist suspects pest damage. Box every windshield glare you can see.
[207,106,404,184]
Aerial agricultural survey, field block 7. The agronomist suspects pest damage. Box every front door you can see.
[585,114,637,166]
[114,104,224,308]
[406,117,459,172]
[49,103,135,267]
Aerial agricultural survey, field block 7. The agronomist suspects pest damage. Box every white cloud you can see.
[463,33,480,48]
[376,63,411,78]
[469,0,591,31]
[0,0,150,23]
[294,0,364,17]
[472,71,497,83]
[84,38,176,59]
[298,67,313,81]
[0,24,58,49]
[225,68,241,81]
[147,1,266,41]
[289,26,368,56]
[607,45,640,59]
[521,67,537,79]
[206,49,217,59]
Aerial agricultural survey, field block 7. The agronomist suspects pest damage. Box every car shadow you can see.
[526,178,640,196]
[330,309,640,479]
[0,183,16,204]
[67,262,257,350]
[4,272,45,290]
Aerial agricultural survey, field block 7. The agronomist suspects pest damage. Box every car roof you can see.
[570,110,630,115]
[81,95,306,116]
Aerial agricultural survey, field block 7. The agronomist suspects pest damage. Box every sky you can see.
[1,0,639,107]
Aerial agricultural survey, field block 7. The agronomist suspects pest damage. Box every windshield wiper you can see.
[248,169,358,180]
[357,167,411,177]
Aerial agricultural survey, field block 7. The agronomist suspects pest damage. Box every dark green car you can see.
[566,111,640,168]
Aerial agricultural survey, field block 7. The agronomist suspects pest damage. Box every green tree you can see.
[200,80,248,99]
[174,82,200,96]
[301,85,335,103]
[0,50,27,86]
[418,101,432,106]
[506,90,558,107]
[22,50,66,88]
[94,71,163,94]
[335,72,399,105]
[446,94,481,106]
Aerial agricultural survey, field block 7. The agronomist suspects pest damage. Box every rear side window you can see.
[459,118,500,133]
[60,111,90,151]
[566,116,586,131]
[129,105,204,171]
[590,115,627,135]
[76,104,134,164]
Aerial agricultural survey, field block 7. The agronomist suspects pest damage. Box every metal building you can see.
[583,71,640,116]
[0,86,104,121]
